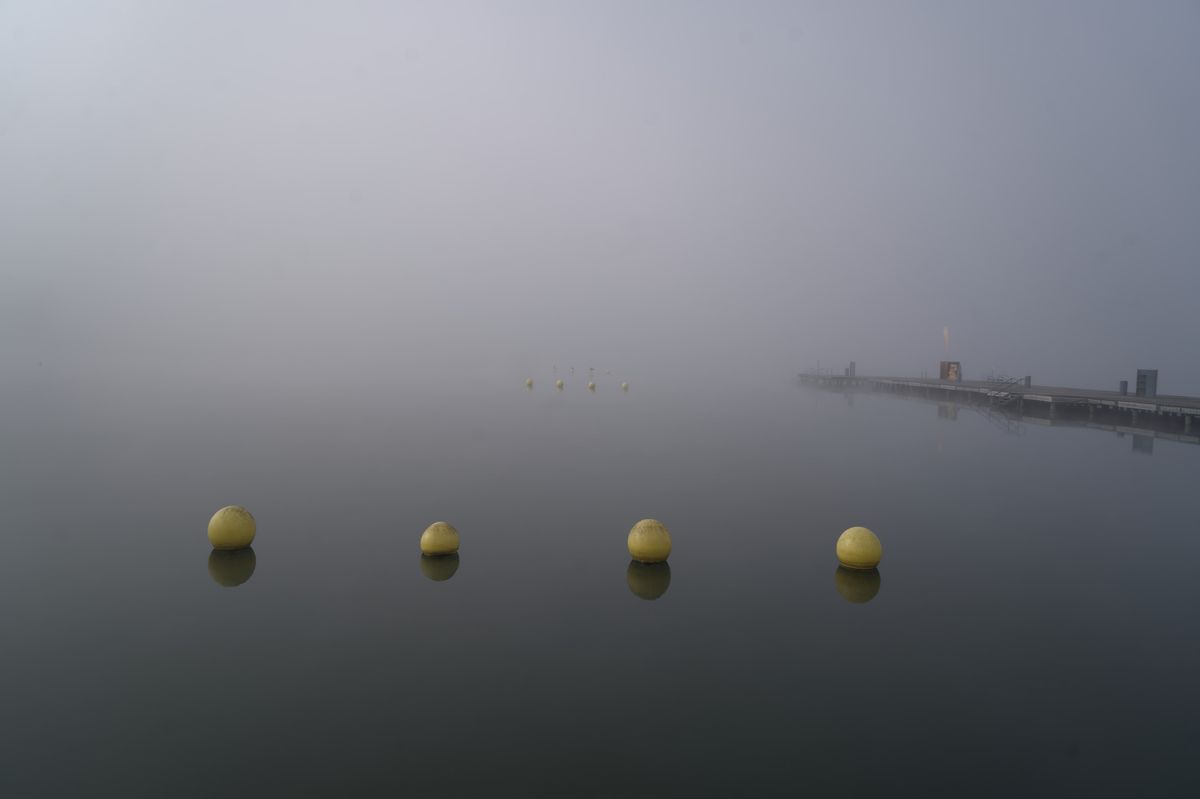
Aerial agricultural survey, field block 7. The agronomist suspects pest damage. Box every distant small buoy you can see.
[620,382,629,391]
[420,521,460,556]
[627,560,671,600]
[555,379,564,390]
[525,377,534,389]
[208,506,256,550]
[420,553,460,582]
[587,381,596,392]
[834,566,880,603]
[628,519,671,563]
[836,526,882,569]
[208,548,256,587]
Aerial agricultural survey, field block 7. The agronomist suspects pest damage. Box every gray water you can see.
[2,370,1197,797]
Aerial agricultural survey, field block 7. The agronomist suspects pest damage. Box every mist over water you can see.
[3,2,1200,797]
[4,376,1199,796]
[4,2,1200,391]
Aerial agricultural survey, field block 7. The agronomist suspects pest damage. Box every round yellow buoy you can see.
[627,560,671,600]
[587,381,596,392]
[834,566,880,603]
[628,518,671,563]
[525,377,534,389]
[208,548,257,587]
[420,553,460,582]
[555,379,564,391]
[620,382,629,391]
[836,526,882,569]
[420,521,460,556]
[208,505,256,550]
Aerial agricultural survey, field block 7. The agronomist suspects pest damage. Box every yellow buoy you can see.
[620,382,629,391]
[420,521,460,556]
[208,505,256,550]
[834,566,880,603]
[208,548,257,587]
[420,553,460,581]
[627,560,671,600]
[525,377,534,389]
[836,526,882,569]
[587,381,596,392]
[628,518,671,563]
[555,379,564,390]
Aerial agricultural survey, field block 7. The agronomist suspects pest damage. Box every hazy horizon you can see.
[4,1,1199,393]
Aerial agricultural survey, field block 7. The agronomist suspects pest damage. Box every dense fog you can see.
[4,2,1199,396]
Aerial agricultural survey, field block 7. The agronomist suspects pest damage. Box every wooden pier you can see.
[798,372,1200,446]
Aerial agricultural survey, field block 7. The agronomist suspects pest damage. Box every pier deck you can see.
[798,373,1200,445]
[824,376,1200,414]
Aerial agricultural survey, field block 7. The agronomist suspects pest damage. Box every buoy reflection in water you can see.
[627,560,671,600]
[208,548,257,587]
[834,566,880,604]
[420,553,460,582]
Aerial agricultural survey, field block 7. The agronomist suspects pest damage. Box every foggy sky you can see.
[3,1,1199,394]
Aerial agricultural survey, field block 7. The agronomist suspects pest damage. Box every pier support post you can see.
[1187,415,1193,434]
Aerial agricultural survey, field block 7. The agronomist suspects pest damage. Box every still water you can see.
[2,372,1197,797]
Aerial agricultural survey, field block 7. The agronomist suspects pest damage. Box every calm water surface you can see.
[2,372,1197,797]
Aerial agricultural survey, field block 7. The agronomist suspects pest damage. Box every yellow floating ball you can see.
[627,560,671,600]
[420,521,460,556]
[587,381,596,392]
[208,505,256,551]
[525,377,534,389]
[836,526,882,569]
[628,518,672,563]
[420,553,460,582]
[620,382,629,391]
[555,379,564,390]
[834,566,880,603]
[208,548,257,587]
